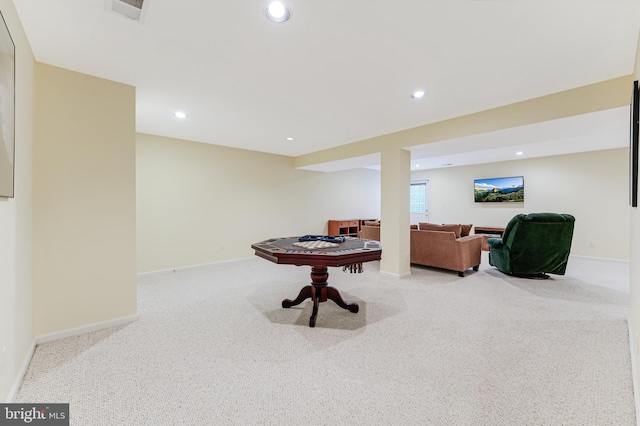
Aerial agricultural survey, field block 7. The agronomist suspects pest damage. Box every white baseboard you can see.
[137,257,253,276]
[5,340,35,403]
[35,314,139,344]
[628,321,640,426]
[379,270,411,279]
[570,254,629,264]
[5,314,139,402]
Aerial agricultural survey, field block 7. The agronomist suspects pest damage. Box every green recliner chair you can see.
[487,213,575,278]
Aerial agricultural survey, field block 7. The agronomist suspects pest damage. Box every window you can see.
[410,182,427,213]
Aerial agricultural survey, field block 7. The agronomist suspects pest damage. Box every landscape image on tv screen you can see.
[474,176,524,203]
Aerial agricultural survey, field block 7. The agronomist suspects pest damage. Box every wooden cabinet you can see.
[328,220,360,237]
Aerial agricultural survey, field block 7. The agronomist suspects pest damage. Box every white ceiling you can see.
[408,105,632,171]
[12,0,640,170]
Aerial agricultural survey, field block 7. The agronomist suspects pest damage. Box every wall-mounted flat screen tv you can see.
[474,176,524,203]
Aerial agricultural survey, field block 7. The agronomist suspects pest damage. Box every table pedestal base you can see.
[282,266,359,327]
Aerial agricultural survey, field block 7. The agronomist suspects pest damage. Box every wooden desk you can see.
[474,226,505,251]
[251,237,382,327]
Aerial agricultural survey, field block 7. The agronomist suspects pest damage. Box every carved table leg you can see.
[309,286,319,327]
[282,285,312,308]
[281,266,359,327]
[327,286,359,313]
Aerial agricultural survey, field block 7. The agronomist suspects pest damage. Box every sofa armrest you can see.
[452,234,482,270]
[486,237,504,249]
[456,234,483,244]
[487,237,509,271]
[454,232,483,250]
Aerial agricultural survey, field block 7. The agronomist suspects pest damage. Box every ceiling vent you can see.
[105,0,147,22]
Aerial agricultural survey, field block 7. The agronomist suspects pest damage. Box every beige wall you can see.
[412,148,629,260]
[137,135,630,273]
[0,0,34,402]
[33,64,137,335]
[136,133,381,273]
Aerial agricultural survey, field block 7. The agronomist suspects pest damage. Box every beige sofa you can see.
[360,221,381,241]
[411,223,483,277]
[359,221,483,277]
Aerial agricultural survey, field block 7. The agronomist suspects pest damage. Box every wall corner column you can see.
[379,148,411,277]
[33,63,137,335]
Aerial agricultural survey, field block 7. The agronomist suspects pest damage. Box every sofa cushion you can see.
[363,221,380,226]
[461,224,472,237]
[418,223,462,238]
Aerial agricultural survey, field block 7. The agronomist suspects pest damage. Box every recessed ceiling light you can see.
[285,137,295,141]
[174,111,187,119]
[412,90,425,99]
[516,151,524,156]
[266,1,290,23]
[415,164,420,168]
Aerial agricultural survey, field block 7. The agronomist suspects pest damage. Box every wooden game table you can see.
[251,236,382,327]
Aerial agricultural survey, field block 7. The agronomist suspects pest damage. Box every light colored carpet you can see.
[15,253,635,425]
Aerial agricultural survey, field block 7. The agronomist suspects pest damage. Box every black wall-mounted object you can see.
[630,80,639,207]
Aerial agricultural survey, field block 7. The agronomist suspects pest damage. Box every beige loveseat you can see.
[359,221,483,277]
[360,220,381,241]
[412,223,482,277]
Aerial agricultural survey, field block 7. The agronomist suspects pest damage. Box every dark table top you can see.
[251,236,382,268]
